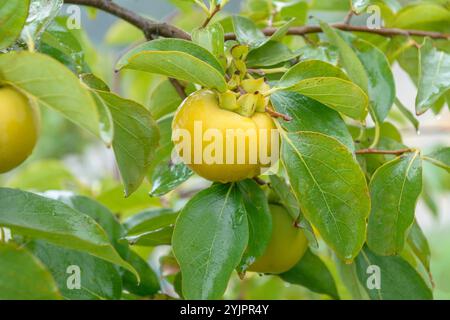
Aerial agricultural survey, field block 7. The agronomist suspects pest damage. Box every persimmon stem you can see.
[355,148,415,155]
[169,78,187,99]
[253,177,267,185]
[202,4,221,28]
[265,107,292,122]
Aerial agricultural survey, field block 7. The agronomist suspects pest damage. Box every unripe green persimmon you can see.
[0,86,40,173]
[248,204,308,274]
[172,90,278,183]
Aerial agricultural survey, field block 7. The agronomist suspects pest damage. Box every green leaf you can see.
[0,51,99,136]
[27,240,122,300]
[367,152,422,256]
[237,179,272,272]
[89,90,115,146]
[122,250,160,297]
[282,77,369,120]
[96,91,160,196]
[280,2,308,25]
[395,98,419,131]
[268,175,318,248]
[0,188,138,279]
[391,4,450,32]
[267,18,296,42]
[148,80,193,120]
[172,183,249,299]
[0,242,61,300]
[124,208,178,235]
[271,91,354,151]
[281,131,370,261]
[345,37,396,122]
[416,38,450,115]
[116,38,227,92]
[232,16,266,47]
[125,226,174,246]
[40,17,87,74]
[278,60,349,88]
[280,249,339,299]
[246,41,300,67]
[407,220,431,272]
[0,0,30,49]
[355,246,433,300]
[149,160,193,197]
[192,22,225,60]
[423,147,450,173]
[335,258,369,300]
[46,193,129,257]
[320,22,369,92]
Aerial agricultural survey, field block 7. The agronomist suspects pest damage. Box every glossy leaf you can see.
[268,175,318,248]
[395,98,419,131]
[126,226,174,247]
[391,4,450,32]
[172,183,249,299]
[96,91,160,196]
[271,91,354,151]
[46,193,129,257]
[148,80,188,119]
[280,249,339,299]
[90,91,114,146]
[278,60,349,88]
[246,41,300,67]
[367,152,422,256]
[0,242,61,300]
[149,160,193,197]
[423,147,450,173]
[416,38,450,115]
[232,16,266,47]
[281,132,370,261]
[346,37,396,122]
[0,51,99,136]
[116,38,227,92]
[320,22,369,92]
[122,250,160,297]
[355,247,433,300]
[40,17,87,74]
[407,220,431,272]
[0,188,138,278]
[27,240,122,300]
[282,77,369,120]
[237,179,272,272]
[192,22,225,61]
[124,208,178,235]
[0,0,30,49]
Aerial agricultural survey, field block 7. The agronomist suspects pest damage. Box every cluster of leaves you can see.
[0,0,449,300]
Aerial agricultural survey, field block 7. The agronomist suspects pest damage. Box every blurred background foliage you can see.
[1,0,449,299]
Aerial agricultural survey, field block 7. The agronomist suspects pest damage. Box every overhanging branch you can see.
[65,0,190,40]
[226,24,450,40]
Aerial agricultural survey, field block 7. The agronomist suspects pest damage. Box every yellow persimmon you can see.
[0,86,39,173]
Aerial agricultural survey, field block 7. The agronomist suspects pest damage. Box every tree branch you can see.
[169,78,187,99]
[65,0,190,40]
[355,148,414,155]
[226,23,450,40]
[65,0,188,98]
